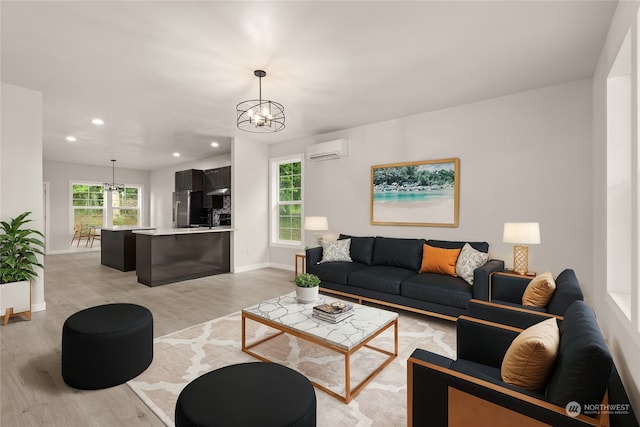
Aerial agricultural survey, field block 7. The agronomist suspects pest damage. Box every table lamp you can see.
[304,216,328,246]
[503,222,540,275]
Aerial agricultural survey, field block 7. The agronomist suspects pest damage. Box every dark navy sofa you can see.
[305,235,504,321]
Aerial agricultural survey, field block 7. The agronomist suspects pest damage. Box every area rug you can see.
[128,310,456,427]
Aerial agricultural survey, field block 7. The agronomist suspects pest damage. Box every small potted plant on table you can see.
[294,273,321,303]
[0,212,44,325]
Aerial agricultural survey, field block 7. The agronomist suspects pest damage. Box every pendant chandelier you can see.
[236,70,285,133]
[103,159,125,192]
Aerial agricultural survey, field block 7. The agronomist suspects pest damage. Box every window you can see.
[72,183,104,228]
[606,29,633,319]
[271,157,303,246]
[113,186,141,226]
[70,182,143,232]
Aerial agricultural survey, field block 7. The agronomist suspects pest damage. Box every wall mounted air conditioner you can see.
[306,139,349,161]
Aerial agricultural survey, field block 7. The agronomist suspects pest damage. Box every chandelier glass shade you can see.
[236,70,285,133]
[103,159,125,192]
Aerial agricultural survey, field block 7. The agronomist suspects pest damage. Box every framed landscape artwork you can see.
[371,158,460,227]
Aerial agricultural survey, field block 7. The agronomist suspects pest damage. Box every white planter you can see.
[0,280,31,315]
[295,286,319,303]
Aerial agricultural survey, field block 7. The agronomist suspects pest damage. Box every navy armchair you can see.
[467,269,583,329]
[408,301,620,427]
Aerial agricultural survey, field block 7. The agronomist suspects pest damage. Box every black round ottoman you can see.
[175,362,316,427]
[62,303,153,390]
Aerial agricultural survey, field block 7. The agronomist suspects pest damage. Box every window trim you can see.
[112,185,143,227]
[270,154,304,249]
[69,181,105,234]
[69,181,144,233]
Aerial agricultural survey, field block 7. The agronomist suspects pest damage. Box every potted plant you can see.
[0,212,45,324]
[294,272,321,303]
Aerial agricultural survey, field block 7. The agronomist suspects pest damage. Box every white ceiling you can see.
[1,1,617,171]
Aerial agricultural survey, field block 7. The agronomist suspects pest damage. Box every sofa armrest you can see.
[456,316,521,368]
[607,365,640,426]
[407,354,608,427]
[491,273,531,303]
[472,259,506,301]
[468,299,562,330]
[305,246,323,270]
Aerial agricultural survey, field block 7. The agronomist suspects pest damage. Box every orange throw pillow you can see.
[419,244,461,276]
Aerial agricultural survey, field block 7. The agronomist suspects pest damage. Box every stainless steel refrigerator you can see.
[172,191,205,228]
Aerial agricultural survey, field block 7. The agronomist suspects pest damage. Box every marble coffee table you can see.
[241,292,398,403]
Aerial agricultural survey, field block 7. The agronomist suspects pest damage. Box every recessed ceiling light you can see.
[173,152,180,157]
[91,118,104,125]
[211,142,219,148]
[66,136,77,142]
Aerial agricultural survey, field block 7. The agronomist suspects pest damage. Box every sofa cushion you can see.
[501,318,559,392]
[546,301,613,408]
[401,273,472,309]
[455,243,490,285]
[419,244,460,276]
[427,239,489,253]
[372,237,425,271]
[522,272,556,308]
[319,239,352,263]
[491,299,546,313]
[453,359,503,384]
[307,262,367,285]
[348,266,416,295]
[338,234,375,265]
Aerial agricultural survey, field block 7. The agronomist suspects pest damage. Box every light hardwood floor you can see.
[1,251,294,426]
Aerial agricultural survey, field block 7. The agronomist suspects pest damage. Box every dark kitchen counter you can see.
[133,228,234,287]
[101,226,155,272]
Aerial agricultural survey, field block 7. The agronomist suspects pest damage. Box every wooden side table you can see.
[294,252,306,277]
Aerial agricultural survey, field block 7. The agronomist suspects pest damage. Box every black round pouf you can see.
[175,362,316,427]
[62,303,153,390]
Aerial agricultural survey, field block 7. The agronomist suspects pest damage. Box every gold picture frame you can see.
[371,158,460,227]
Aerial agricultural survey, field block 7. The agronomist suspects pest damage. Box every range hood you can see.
[207,188,230,196]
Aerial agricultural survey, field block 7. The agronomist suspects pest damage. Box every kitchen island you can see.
[133,227,233,287]
[101,226,156,272]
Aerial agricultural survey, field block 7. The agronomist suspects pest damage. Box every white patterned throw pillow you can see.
[319,239,353,263]
[455,243,489,285]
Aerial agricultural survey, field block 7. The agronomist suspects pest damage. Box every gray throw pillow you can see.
[319,239,353,263]
[455,243,489,285]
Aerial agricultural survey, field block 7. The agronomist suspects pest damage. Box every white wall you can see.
[232,137,269,272]
[592,0,640,414]
[1,83,45,311]
[43,160,151,253]
[270,80,593,293]
[149,154,231,229]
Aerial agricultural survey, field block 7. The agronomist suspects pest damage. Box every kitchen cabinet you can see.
[204,166,230,192]
[203,166,231,208]
[175,169,203,192]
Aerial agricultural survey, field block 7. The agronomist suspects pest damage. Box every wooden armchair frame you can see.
[407,316,610,427]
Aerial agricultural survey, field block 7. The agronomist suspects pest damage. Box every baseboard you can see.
[31,301,46,312]
[46,247,100,255]
[269,262,294,271]
[233,262,271,273]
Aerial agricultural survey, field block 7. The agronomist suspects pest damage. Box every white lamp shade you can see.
[503,222,541,244]
[304,216,328,231]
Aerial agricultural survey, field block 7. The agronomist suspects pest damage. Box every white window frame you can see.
[112,185,143,227]
[69,181,106,233]
[270,154,304,249]
[69,181,144,233]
